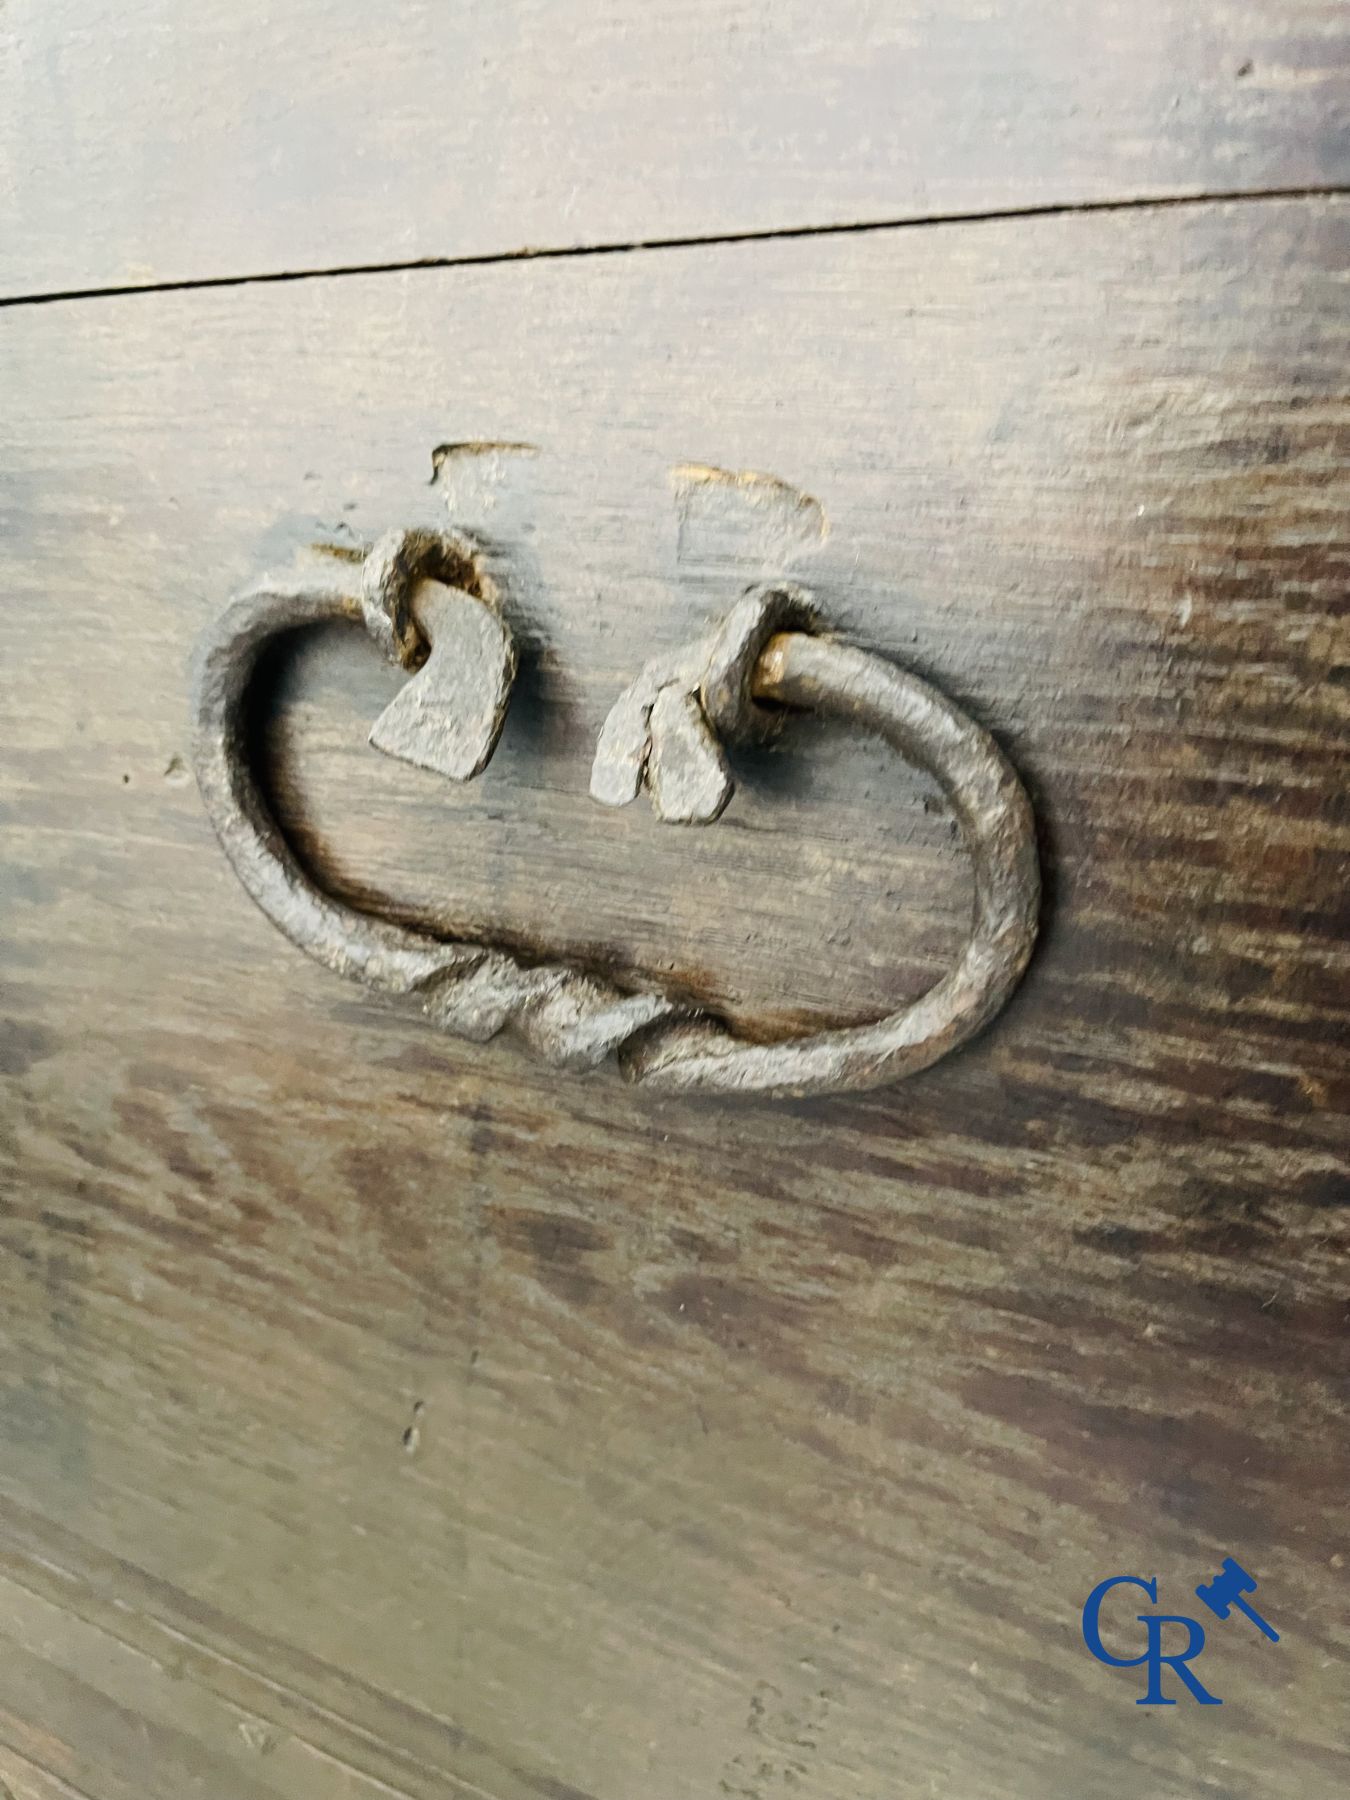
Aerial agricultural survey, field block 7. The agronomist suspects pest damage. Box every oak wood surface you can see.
[1,197,1348,1797]
[3,0,1350,299]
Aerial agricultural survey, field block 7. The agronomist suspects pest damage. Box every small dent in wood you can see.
[401,1398,426,1455]
[671,463,828,573]
[430,440,540,533]
[236,1720,279,1756]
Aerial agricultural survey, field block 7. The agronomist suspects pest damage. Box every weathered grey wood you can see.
[1,197,1347,1798]
[2,0,1349,299]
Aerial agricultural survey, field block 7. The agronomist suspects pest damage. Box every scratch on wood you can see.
[430,441,539,477]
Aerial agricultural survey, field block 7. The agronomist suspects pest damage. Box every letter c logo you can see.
[1082,1575,1158,1666]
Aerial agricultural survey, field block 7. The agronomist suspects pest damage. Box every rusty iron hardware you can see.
[192,529,1040,1097]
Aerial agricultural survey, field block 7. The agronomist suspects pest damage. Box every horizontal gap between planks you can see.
[1,184,1348,312]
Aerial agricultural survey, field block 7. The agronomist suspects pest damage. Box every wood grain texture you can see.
[1,197,1348,1797]
[3,0,1350,299]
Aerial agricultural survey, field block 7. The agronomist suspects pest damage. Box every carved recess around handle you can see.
[191,527,1039,1098]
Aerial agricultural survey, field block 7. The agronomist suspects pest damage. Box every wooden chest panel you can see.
[3,0,1349,296]
[2,189,1347,1797]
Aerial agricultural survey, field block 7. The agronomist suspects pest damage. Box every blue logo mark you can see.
[1194,1557,1280,1641]
[1082,1559,1279,1705]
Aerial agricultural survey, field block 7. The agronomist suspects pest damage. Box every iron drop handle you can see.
[192,529,1039,1098]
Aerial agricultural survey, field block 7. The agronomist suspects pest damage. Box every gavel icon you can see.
[1194,1558,1280,1642]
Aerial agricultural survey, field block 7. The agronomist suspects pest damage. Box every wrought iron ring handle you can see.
[192,529,1039,1097]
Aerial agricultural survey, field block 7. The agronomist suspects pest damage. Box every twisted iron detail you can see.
[191,531,1040,1097]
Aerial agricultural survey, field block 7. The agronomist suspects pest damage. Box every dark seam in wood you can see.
[1,184,1346,311]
